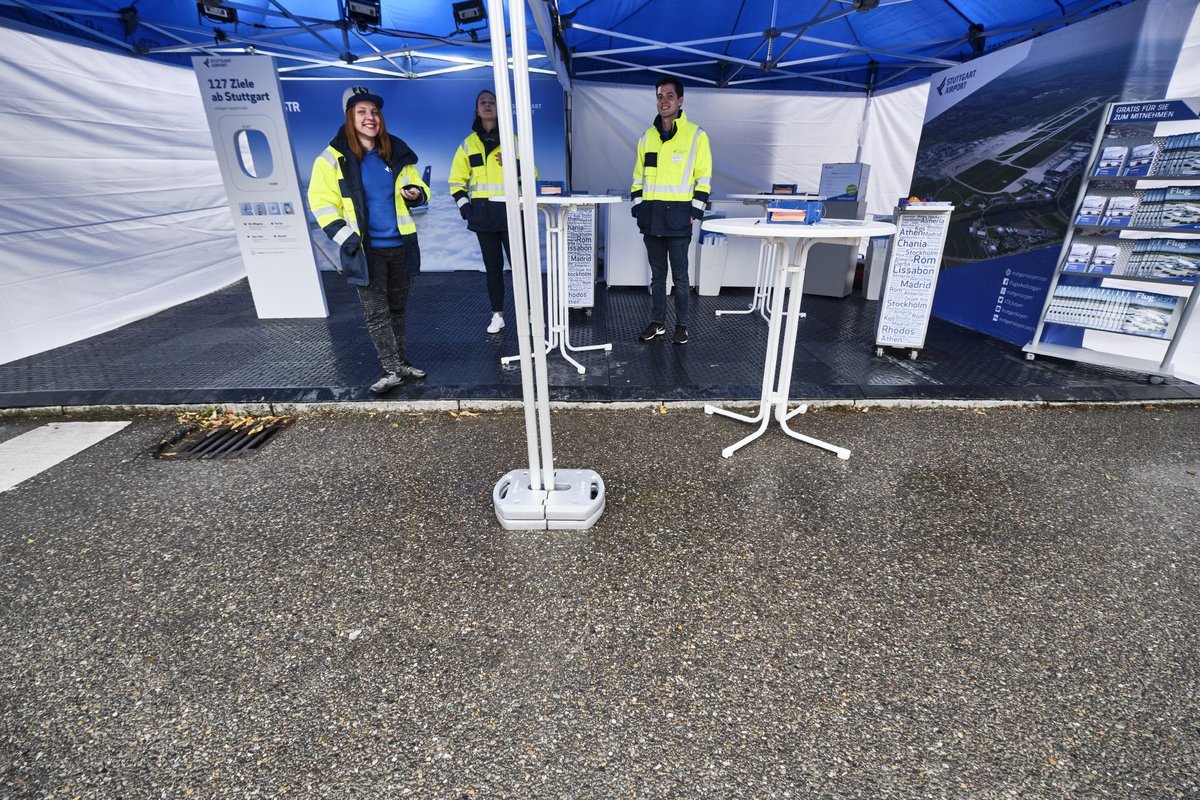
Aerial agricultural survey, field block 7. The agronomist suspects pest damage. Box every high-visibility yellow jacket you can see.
[448,125,529,233]
[630,109,712,237]
[308,129,429,285]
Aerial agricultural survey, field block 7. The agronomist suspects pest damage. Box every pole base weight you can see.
[494,469,606,531]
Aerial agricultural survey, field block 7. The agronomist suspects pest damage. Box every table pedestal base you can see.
[705,397,850,460]
[705,237,850,461]
[715,238,781,322]
[502,329,611,375]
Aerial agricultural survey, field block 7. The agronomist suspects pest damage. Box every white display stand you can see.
[874,204,954,359]
[498,195,617,374]
[700,217,897,460]
[192,55,327,319]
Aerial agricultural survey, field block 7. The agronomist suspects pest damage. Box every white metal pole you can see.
[509,0,556,491]
[486,0,543,491]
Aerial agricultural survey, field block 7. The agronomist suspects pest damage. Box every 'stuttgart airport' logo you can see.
[936,68,976,96]
[202,57,234,68]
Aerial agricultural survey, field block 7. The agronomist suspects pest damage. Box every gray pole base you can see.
[493,468,606,531]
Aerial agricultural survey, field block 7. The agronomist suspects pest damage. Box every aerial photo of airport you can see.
[908,11,1186,266]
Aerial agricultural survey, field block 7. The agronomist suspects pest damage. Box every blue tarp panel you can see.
[0,0,1132,92]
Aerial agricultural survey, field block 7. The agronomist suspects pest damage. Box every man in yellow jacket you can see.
[630,77,712,345]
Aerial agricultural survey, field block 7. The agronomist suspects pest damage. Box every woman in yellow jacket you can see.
[308,87,430,394]
[449,89,521,335]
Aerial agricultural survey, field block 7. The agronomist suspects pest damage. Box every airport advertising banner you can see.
[909,0,1197,344]
[193,55,327,318]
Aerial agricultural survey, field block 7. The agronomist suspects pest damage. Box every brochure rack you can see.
[1024,98,1200,381]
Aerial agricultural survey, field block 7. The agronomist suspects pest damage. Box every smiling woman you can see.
[306,86,431,394]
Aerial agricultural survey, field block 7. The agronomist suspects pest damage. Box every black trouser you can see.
[475,229,511,313]
[644,234,691,327]
[356,245,410,373]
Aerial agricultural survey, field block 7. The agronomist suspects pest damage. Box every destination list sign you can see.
[876,209,952,349]
[565,206,596,308]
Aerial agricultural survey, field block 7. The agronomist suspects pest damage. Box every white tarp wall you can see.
[570,81,927,219]
[1165,6,1200,384]
[0,24,244,365]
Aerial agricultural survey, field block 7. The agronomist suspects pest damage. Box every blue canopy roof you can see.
[0,0,1129,91]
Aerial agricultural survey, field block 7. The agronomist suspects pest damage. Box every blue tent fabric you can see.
[0,0,1131,92]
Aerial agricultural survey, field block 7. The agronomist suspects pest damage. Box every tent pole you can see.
[487,0,544,492]
[509,0,556,492]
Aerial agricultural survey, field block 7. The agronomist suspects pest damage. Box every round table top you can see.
[701,217,896,239]
[489,194,622,205]
[725,193,821,201]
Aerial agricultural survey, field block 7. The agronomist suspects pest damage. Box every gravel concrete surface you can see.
[1,403,1198,799]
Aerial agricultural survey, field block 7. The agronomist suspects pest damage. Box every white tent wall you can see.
[1164,5,1200,384]
[859,81,932,214]
[0,24,243,365]
[570,81,921,219]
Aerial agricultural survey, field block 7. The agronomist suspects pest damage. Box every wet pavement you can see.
[1,401,1199,798]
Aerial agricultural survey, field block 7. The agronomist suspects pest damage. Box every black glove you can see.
[630,202,641,219]
[459,203,471,221]
[690,205,705,221]
[341,232,361,256]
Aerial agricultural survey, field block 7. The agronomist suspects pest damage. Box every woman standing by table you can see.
[449,89,527,336]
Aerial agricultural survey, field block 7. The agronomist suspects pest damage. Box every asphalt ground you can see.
[1,401,1198,798]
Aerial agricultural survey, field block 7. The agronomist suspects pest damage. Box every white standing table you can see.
[717,194,821,321]
[700,217,897,460]
[495,194,619,374]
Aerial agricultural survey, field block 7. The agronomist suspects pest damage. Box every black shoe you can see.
[638,321,666,341]
[370,372,403,393]
[396,361,427,379]
[672,325,689,345]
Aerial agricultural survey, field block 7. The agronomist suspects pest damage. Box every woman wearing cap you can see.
[449,90,528,335]
[308,86,431,394]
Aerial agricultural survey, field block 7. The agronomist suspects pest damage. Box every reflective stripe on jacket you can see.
[307,129,429,285]
[630,109,712,237]
[448,131,533,233]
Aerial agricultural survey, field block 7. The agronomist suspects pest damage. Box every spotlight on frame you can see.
[197,0,237,25]
[347,0,381,30]
[452,0,486,31]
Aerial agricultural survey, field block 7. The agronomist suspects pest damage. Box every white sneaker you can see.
[487,313,505,334]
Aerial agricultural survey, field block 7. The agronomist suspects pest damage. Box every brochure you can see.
[1094,145,1128,177]
[1076,194,1107,226]
[1101,195,1138,227]
[1123,143,1157,177]
[1064,242,1093,272]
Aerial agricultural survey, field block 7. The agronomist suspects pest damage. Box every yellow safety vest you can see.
[308,141,425,249]
[631,109,712,216]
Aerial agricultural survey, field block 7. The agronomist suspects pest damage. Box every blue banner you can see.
[931,247,1057,346]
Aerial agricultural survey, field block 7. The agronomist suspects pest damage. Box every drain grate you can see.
[157,416,293,460]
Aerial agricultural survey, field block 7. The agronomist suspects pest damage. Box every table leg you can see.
[773,241,850,460]
[705,236,789,457]
[716,238,777,320]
